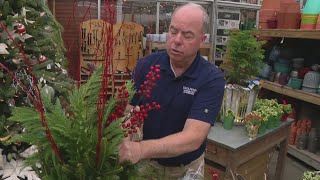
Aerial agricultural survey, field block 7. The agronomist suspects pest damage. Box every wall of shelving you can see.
[256,29,320,170]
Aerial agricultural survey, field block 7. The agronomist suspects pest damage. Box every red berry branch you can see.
[120,64,161,136]
[137,64,161,99]
[105,84,129,126]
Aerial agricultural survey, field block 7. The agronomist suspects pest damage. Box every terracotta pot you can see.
[277,2,301,29]
[301,24,316,29]
[316,15,320,29]
[289,126,297,145]
[259,10,278,22]
[261,0,280,11]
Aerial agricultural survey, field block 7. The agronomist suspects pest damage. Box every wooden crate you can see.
[205,148,274,180]
[237,148,274,180]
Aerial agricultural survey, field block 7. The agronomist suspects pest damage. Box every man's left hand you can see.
[118,138,142,164]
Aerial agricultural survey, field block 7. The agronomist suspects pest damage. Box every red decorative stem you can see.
[95,0,115,165]
[0,22,64,163]
[0,63,64,162]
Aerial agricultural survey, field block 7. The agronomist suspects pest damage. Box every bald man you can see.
[119,3,225,179]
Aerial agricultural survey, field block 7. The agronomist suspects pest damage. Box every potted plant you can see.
[220,30,265,124]
[223,109,235,130]
[244,113,263,138]
[6,65,162,179]
[302,171,320,180]
[221,30,266,86]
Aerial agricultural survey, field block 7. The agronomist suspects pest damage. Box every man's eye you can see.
[170,30,177,34]
[184,34,194,40]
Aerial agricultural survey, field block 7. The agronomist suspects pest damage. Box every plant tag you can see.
[47,63,51,69]
[248,80,259,90]
[55,63,61,68]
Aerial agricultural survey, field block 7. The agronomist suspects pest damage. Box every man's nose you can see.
[173,33,183,45]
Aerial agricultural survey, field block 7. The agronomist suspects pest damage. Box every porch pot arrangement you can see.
[220,30,265,124]
[5,65,162,180]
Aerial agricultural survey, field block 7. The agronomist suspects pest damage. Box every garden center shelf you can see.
[260,80,320,106]
[255,29,320,40]
[288,145,320,170]
[258,29,320,170]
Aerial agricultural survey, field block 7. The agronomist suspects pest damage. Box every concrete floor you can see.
[268,150,315,180]
[0,148,317,180]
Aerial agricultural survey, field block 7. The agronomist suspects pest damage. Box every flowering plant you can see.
[244,113,263,138]
[253,99,292,121]
[302,171,320,180]
[244,113,263,126]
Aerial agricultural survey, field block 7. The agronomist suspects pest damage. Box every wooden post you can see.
[275,125,290,180]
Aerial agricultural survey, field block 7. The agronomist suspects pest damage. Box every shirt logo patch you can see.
[183,86,197,95]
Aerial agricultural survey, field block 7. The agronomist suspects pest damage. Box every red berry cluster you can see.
[121,64,161,135]
[105,84,129,126]
[137,65,161,99]
[122,102,161,134]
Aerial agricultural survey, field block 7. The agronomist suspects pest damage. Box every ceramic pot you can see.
[301,14,318,29]
[269,46,280,62]
[302,71,320,89]
[223,116,234,130]
[260,63,272,78]
[288,77,303,89]
[277,2,301,29]
[307,128,318,153]
[316,14,320,29]
[290,70,299,78]
[296,132,308,150]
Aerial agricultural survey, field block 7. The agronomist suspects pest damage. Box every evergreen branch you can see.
[0,21,63,162]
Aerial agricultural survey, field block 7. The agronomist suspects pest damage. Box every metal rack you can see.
[116,0,261,63]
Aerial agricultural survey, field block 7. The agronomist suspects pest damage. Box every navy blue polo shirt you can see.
[130,51,225,166]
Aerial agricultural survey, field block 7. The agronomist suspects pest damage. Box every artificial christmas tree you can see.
[1,0,162,178]
[0,0,73,158]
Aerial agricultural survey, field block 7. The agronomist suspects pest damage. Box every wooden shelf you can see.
[255,29,320,40]
[260,80,320,106]
[288,144,320,170]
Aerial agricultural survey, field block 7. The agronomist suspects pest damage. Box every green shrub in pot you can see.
[221,30,266,86]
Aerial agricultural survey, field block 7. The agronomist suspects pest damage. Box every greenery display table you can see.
[205,119,293,180]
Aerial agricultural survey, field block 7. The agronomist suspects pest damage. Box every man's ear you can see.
[201,35,206,43]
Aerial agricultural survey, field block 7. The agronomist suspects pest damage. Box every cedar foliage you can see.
[8,66,139,180]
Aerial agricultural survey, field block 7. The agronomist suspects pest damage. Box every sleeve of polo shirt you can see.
[130,58,147,106]
[188,74,225,125]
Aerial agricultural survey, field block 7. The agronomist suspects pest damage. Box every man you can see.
[119,3,225,179]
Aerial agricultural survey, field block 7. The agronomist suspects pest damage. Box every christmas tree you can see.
[0,0,73,157]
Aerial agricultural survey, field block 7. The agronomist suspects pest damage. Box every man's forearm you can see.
[138,119,211,160]
[139,131,202,159]
[119,119,211,164]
